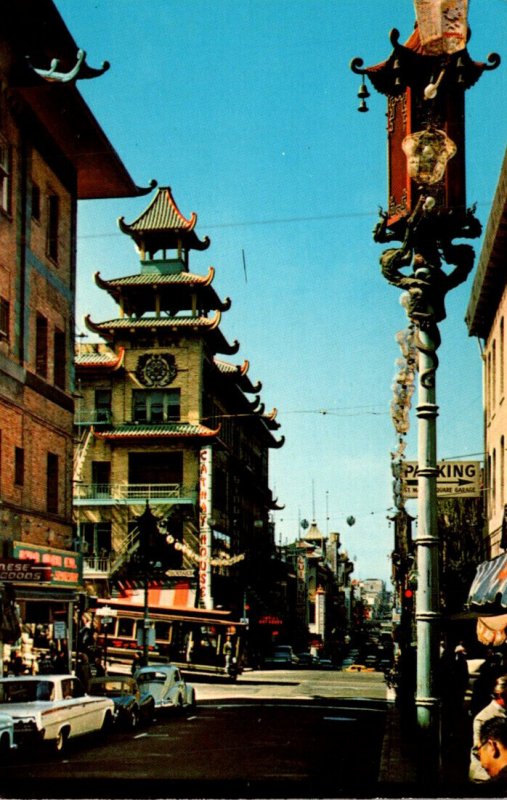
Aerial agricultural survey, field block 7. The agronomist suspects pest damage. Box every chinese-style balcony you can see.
[73,483,197,506]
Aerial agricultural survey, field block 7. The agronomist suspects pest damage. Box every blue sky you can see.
[56,0,507,582]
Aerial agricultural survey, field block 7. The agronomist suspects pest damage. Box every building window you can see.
[132,389,180,423]
[14,446,24,486]
[31,183,40,221]
[47,193,59,262]
[95,389,112,423]
[501,318,505,399]
[53,328,65,389]
[47,452,58,514]
[0,137,11,214]
[35,314,48,377]
[0,296,9,339]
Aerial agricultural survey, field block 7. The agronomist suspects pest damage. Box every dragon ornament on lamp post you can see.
[351,0,499,784]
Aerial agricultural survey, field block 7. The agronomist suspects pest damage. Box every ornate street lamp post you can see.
[351,2,499,782]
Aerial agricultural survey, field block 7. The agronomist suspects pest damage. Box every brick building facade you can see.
[0,0,148,673]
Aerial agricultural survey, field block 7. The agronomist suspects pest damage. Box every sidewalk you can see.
[378,701,474,797]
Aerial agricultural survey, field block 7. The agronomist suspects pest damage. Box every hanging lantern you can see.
[402,126,457,186]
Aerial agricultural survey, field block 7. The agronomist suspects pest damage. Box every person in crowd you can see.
[76,652,92,690]
[476,717,507,788]
[440,642,470,737]
[470,674,507,782]
[88,652,105,679]
[471,648,504,717]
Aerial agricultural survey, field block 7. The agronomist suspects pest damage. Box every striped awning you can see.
[115,579,195,609]
[468,552,507,609]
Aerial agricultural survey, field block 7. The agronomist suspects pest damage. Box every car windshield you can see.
[91,680,130,697]
[0,680,55,703]
[138,672,167,683]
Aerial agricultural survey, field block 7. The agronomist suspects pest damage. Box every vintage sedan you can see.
[134,664,196,711]
[88,676,155,729]
[0,675,114,753]
[0,712,16,757]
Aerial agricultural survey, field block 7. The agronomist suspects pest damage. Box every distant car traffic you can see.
[134,665,196,711]
[264,646,299,668]
[0,675,114,753]
[0,712,16,757]
[88,676,155,729]
[295,653,319,668]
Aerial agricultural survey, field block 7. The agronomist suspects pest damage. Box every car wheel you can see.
[0,732,11,757]
[101,710,113,735]
[54,728,69,755]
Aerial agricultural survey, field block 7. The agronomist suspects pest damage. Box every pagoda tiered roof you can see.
[94,267,231,317]
[351,25,500,96]
[94,422,220,441]
[84,312,240,356]
[214,358,262,394]
[118,186,210,255]
[75,345,125,371]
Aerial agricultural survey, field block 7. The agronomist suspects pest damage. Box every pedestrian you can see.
[470,674,507,782]
[223,635,233,671]
[440,642,469,739]
[76,653,92,690]
[88,652,105,679]
[475,716,507,790]
[471,648,503,717]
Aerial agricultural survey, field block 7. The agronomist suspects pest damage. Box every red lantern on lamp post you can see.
[351,3,500,785]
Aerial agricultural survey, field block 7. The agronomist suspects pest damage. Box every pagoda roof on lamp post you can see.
[118,186,211,254]
[351,25,500,97]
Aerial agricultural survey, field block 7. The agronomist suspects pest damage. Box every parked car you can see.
[295,652,319,668]
[265,646,299,668]
[0,675,114,753]
[134,665,196,711]
[0,712,16,757]
[88,676,155,729]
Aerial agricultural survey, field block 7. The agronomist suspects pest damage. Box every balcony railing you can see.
[75,409,112,426]
[83,556,112,576]
[74,483,197,502]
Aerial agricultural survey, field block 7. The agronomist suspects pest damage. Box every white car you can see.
[0,712,15,757]
[134,664,196,711]
[0,674,114,753]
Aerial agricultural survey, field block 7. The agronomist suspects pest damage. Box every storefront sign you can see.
[0,558,52,582]
[13,542,82,588]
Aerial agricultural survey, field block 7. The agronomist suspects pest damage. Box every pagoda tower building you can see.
[75,186,284,613]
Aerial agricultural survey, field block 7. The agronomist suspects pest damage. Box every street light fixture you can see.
[351,3,500,784]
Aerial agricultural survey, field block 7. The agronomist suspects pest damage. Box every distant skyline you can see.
[57,0,507,582]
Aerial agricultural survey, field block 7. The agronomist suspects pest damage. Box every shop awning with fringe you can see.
[468,553,507,645]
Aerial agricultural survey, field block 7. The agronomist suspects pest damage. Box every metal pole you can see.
[143,567,149,665]
[415,325,441,779]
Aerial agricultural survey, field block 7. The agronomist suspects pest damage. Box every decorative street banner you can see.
[414,0,468,55]
[402,460,481,498]
[199,446,213,610]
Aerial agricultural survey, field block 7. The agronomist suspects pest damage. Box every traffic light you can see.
[402,587,414,611]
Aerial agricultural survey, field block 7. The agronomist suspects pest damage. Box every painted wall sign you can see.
[12,542,82,587]
[0,559,52,582]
